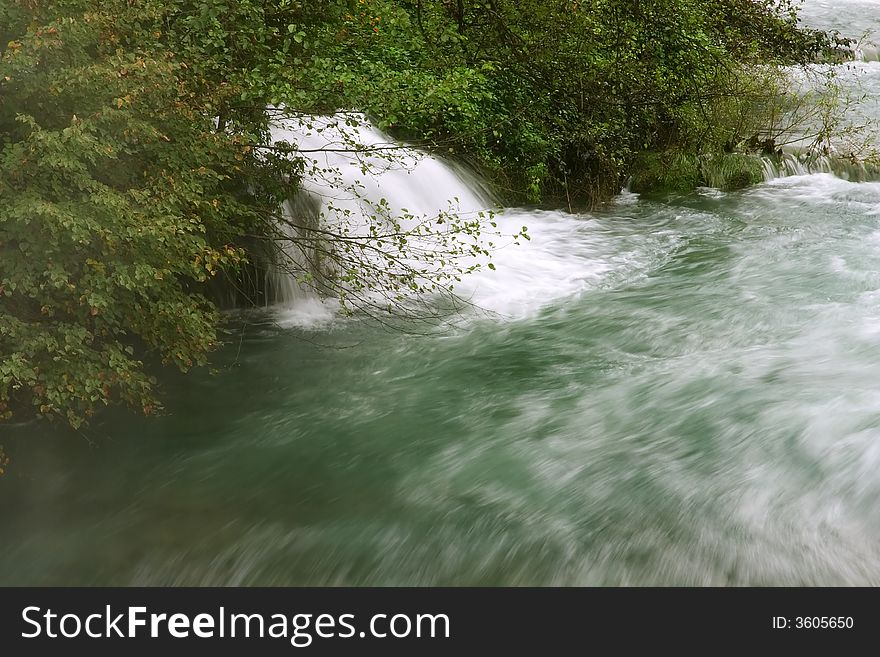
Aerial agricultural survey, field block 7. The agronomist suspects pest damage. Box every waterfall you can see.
[761,152,880,182]
[261,111,635,325]
[263,112,499,323]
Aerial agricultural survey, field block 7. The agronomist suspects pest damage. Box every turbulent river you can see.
[3,1,880,585]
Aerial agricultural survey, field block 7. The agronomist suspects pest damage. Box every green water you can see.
[6,173,880,585]
[4,0,880,587]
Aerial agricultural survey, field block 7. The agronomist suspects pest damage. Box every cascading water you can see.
[8,0,880,586]
[265,113,493,320]
[268,113,494,243]
[264,112,636,323]
[761,152,880,181]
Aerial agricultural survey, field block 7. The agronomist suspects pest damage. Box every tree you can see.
[0,0,284,425]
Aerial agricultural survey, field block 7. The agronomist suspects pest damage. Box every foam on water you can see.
[451,210,613,319]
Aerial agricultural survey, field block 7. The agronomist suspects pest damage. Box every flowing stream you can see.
[3,1,880,585]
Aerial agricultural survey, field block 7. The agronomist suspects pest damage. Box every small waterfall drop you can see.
[264,112,500,325]
[761,152,880,182]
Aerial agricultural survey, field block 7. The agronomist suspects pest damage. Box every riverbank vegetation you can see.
[0,0,849,428]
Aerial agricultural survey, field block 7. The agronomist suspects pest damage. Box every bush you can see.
[700,154,766,190]
[630,152,702,195]
[0,1,284,426]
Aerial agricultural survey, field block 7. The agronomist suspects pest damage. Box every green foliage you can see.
[630,152,701,195]
[284,0,843,205]
[0,0,290,426]
[700,154,765,190]
[631,151,764,193]
[704,0,851,64]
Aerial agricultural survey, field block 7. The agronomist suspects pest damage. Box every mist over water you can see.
[3,0,880,586]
